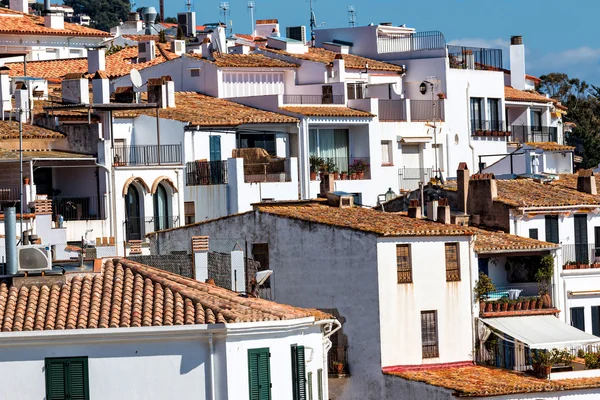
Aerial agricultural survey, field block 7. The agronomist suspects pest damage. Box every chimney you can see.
[437,198,451,224]
[147,76,175,109]
[0,69,11,116]
[192,236,209,282]
[510,36,526,90]
[426,199,438,221]
[320,173,335,197]
[44,12,64,30]
[171,40,186,56]
[114,86,135,103]
[9,0,28,13]
[201,38,213,60]
[333,54,346,82]
[577,169,597,195]
[408,199,421,219]
[61,73,89,104]
[88,48,106,75]
[468,173,497,217]
[457,162,469,213]
[14,82,29,122]
[92,71,110,104]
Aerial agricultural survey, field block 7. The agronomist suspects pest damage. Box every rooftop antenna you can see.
[309,0,317,43]
[219,2,231,35]
[348,5,356,27]
[186,0,193,12]
[247,1,256,35]
[130,0,136,12]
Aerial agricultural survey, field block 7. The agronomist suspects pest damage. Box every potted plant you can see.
[522,297,531,310]
[332,361,344,375]
[474,272,496,312]
[499,297,509,312]
[349,159,368,180]
[515,299,522,311]
[324,158,340,180]
[536,255,554,307]
[23,176,30,185]
[533,350,552,378]
[340,171,348,180]
[310,155,324,181]
[508,299,516,312]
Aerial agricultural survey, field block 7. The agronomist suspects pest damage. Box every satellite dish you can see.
[255,270,273,286]
[130,69,143,88]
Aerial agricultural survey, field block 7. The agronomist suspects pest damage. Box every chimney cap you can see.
[470,173,496,181]
[579,169,594,177]
[457,162,469,170]
[92,70,108,80]
[334,53,344,60]
[511,36,523,45]
[64,72,85,80]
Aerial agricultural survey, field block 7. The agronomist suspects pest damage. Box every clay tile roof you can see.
[93,70,108,80]
[280,106,374,118]
[0,8,108,37]
[190,52,298,68]
[505,86,555,104]
[0,149,93,161]
[0,259,329,332]
[494,179,600,208]
[472,227,558,254]
[64,72,85,80]
[553,173,600,191]
[384,364,600,397]
[263,47,404,72]
[113,92,298,126]
[524,142,575,151]
[5,58,89,80]
[0,121,64,139]
[256,19,278,24]
[257,204,474,237]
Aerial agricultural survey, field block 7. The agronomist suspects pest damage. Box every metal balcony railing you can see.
[378,99,407,121]
[186,161,228,186]
[282,94,345,105]
[244,159,289,183]
[376,30,446,54]
[510,126,559,144]
[410,99,444,121]
[328,345,349,376]
[471,120,509,135]
[114,144,182,166]
[448,46,503,71]
[0,186,21,203]
[562,244,600,266]
[53,196,105,221]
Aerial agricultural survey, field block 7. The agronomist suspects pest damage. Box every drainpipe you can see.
[175,169,181,227]
[315,318,341,399]
[5,207,17,275]
[208,333,216,400]
[466,82,476,171]
[468,236,476,364]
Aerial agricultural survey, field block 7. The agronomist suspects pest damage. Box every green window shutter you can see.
[248,348,271,400]
[593,306,600,337]
[317,368,323,400]
[307,372,313,400]
[291,345,306,400]
[46,359,67,400]
[46,357,89,400]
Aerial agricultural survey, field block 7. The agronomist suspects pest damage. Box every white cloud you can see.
[528,47,600,84]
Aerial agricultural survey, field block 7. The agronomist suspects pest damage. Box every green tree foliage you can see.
[158,29,167,44]
[164,16,177,24]
[537,73,600,168]
[63,0,129,32]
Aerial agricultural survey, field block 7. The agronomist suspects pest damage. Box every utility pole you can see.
[19,107,23,236]
[309,0,316,43]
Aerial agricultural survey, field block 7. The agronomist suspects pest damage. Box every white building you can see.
[0,258,337,400]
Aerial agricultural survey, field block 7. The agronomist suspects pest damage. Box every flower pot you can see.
[515,301,522,311]
[493,302,500,312]
[485,303,493,313]
[334,363,344,375]
[508,303,515,312]
[522,300,530,310]
[543,365,552,378]
[357,171,365,180]
[340,173,348,180]
[350,173,357,180]
[479,301,485,313]
[310,172,317,181]
[334,172,340,180]
[501,302,508,312]
[23,177,29,185]
[537,298,543,309]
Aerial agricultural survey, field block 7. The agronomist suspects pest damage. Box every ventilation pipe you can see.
[5,207,17,275]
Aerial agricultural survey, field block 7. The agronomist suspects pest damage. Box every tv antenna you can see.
[348,6,356,27]
[185,0,193,12]
[219,2,231,35]
[247,1,256,34]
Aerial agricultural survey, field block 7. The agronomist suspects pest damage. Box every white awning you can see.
[481,315,600,349]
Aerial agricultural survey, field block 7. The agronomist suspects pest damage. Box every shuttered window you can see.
[445,243,460,281]
[421,311,439,358]
[307,372,313,400]
[396,244,412,283]
[248,348,271,400]
[45,357,89,400]
[529,229,538,240]
[571,307,585,331]
[545,215,559,243]
[593,306,600,337]
[291,345,306,400]
[317,368,323,400]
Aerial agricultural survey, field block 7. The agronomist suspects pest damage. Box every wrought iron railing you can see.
[378,99,407,121]
[186,161,228,186]
[114,144,182,166]
[448,46,503,71]
[410,99,445,121]
[0,186,21,203]
[471,120,509,135]
[476,340,532,372]
[53,196,105,221]
[282,94,345,105]
[510,126,559,144]
[125,216,180,241]
[328,345,349,375]
[376,30,446,54]
[244,159,289,183]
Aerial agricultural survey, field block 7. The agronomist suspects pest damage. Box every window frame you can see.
[381,140,393,166]
[545,215,559,244]
[396,244,412,283]
[571,307,585,332]
[421,310,439,359]
[291,344,306,400]
[45,356,89,400]
[184,201,195,225]
[445,242,461,281]
[529,228,538,240]
[248,347,272,400]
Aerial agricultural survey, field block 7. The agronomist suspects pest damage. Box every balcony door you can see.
[487,98,500,131]
[470,97,483,131]
[574,214,588,264]
[309,129,349,174]
[209,136,221,161]
[153,184,170,232]
[125,185,142,241]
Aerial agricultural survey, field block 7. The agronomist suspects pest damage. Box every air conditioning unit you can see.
[286,26,306,43]
[138,40,155,63]
[17,245,52,273]
[177,12,196,37]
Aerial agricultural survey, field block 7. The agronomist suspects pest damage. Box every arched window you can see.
[153,183,170,231]
[125,185,141,240]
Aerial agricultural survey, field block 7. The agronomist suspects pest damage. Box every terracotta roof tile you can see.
[263,47,404,72]
[281,106,374,118]
[0,121,64,139]
[0,8,107,37]
[190,52,298,68]
[494,179,600,208]
[0,259,330,332]
[257,204,473,237]
[472,227,558,253]
[553,173,600,191]
[114,92,298,126]
[505,86,555,104]
[524,142,575,151]
[384,364,600,397]
[0,149,93,161]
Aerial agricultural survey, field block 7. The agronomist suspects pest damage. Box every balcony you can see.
[378,99,407,121]
[376,30,446,54]
[328,345,349,377]
[282,94,344,105]
[562,244,600,268]
[310,156,371,180]
[125,216,180,241]
[243,158,291,183]
[52,196,105,221]
[186,161,228,186]
[510,126,559,144]
[0,186,21,203]
[448,46,503,71]
[410,99,445,121]
[114,144,182,167]
[471,120,510,137]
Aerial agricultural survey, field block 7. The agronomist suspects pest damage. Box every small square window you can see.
[381,141,393,166]
[445,243,460,281]
[396,244,412,283]
[421,311,439,358]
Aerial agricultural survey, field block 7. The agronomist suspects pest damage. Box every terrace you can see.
[114,144,183,167]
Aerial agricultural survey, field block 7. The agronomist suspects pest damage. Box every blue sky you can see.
[124,0,600,85]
